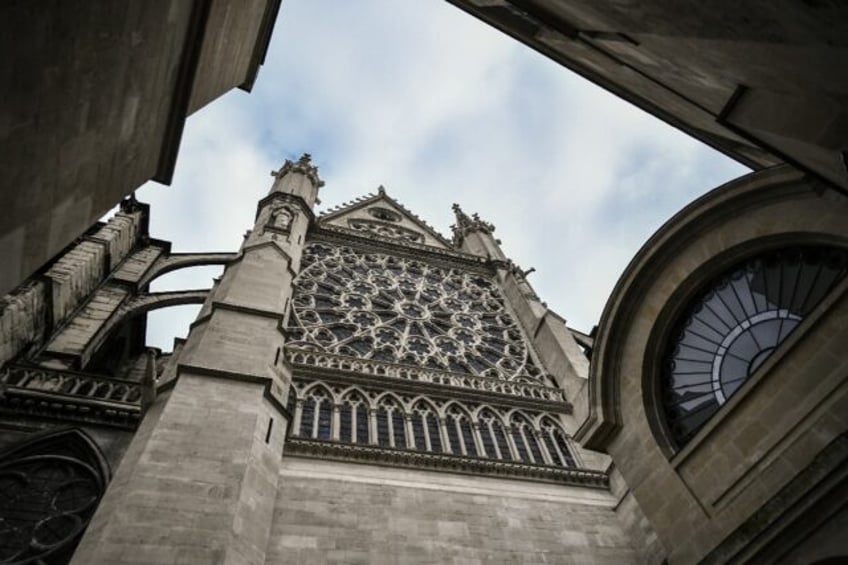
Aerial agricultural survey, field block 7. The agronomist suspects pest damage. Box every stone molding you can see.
[576,165,824,450]
[285,437,609,488]
[0,364,142,428]
[285,347,568,407]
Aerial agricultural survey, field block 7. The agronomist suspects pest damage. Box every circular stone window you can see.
[368,207,402,222]
[661,246,848,448]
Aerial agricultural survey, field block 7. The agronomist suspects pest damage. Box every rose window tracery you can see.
[288,243,545,382]
[0,448,105,564]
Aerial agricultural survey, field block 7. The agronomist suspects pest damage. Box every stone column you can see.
[72,155,323,565]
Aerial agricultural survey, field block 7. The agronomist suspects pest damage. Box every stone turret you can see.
[72,154,324,565]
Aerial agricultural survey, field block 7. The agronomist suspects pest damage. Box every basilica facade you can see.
[0,154,846,564]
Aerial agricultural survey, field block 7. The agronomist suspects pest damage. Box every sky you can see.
[136,0,748,352]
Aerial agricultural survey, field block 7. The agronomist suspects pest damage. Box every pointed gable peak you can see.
[318,186,452,249]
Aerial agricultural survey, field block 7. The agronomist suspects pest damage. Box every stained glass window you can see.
[288,243,545,383]
[663,246,848,448]
[0,435,106,565]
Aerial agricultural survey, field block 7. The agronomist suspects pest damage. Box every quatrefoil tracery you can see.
[288,243,544,382]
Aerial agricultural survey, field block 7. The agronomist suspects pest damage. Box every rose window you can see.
[288,242,545,382]
[0,454,104,564]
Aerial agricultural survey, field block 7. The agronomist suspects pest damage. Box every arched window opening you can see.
[663,246,848,448]
[540,417,576,468]
[478,409,511,460]
[375,397,406,448]
[298,387,331,439]
[510,415,542,464]
[410,401,442,453]
[339,391,368,443]
[445,405,477,456]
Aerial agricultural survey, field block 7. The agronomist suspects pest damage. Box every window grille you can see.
[663,246,848,447]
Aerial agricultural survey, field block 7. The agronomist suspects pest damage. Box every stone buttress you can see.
[70,155,322,565]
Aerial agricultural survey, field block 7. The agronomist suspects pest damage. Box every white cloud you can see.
[137,0,748,349]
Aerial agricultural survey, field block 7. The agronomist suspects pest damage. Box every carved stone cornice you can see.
[0,364,142,429]
[284,437,609,488]
[285,347,570,410]
[311,226,491,272]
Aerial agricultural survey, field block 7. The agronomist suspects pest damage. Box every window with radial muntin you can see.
[662,246,848,448]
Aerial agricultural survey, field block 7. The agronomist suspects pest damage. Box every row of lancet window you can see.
[291,386,576,468]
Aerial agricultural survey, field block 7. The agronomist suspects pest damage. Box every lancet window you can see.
[540,417,577,467]
[477,408,513,460]
[375,395,407,449]
[339,390,369,444]
[298,386,332,440]
[410,400,443,453]
[510,414,545,465]
[445,405,478,457]
[288,382,579,470]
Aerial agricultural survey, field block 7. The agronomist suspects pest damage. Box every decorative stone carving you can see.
[347,219,423,243]
[267,205,295,233]
[450,203,495,246]
[287,242,552,384]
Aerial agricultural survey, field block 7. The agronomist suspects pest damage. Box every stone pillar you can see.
[72,155,323,565]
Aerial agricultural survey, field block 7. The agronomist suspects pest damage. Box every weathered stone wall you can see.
[0,209,143,366]
[270,458,639,564]
[72,375,286,565]
[188,0,275,113]
[0,0,278,297]
[583,167,848,563]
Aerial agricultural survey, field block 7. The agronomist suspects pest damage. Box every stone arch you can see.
[337,385,371,405]
[299,381,337,404]
[408,397,444,453]
[87,289,210,365]
[337,387,370,444]
[296,383,334,440]
[476,406,513,460]
[574,164,848,563]
[508,411,545,464]
[442,401,478,456]
[372,390,408,412]
[577,165,848,451]
[504,407,539,428]
[138,252,237,288]
[373,393,408,449]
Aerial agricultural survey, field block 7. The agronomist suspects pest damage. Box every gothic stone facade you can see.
[1,155,847,564]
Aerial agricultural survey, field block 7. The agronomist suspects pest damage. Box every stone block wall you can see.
[270,458,640,564]
[0,280,47,364]
[0,209,143,366]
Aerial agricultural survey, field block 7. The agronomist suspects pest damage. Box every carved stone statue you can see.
[268,206,293,232]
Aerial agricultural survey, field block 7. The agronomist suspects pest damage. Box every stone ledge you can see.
[285,438,609,489]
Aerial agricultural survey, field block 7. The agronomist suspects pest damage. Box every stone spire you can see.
[271,153,324,190]
[450,203,495,247]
